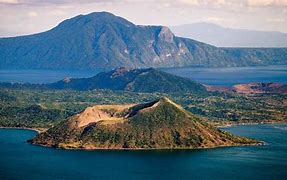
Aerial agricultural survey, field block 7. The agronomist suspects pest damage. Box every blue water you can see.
[0,66,287,85]
[161,65,287,85]
[0,124,286,180]
[0,69,97,84]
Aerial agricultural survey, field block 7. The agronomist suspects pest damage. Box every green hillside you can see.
[49,67,207,94]
[30,97,260,149]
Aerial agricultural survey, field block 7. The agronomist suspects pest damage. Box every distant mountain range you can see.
[49,67,207,94]
[29,97,259,149]
[170,22,287,48]
[0,12,287,70]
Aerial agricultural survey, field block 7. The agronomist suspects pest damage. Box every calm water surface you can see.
[161,65,287,85]
[0,65,286,85]
[0,69,97,84]
[0,124,286,180]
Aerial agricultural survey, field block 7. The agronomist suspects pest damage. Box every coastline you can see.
[1,120,285,134]
[0,127,47,134]
[215,120,287,128]
[29,141,264,151]
[3,121,286,151]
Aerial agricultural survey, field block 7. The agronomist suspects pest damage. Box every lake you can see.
[0,65,287,85]
[0,124,286,180]
[160,65,287,86]
[0,69,97,84]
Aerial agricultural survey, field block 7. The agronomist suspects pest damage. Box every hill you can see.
[0,12,287,70]
[171,22,287,48]
[29,97,259,149]
[49,67,207,94]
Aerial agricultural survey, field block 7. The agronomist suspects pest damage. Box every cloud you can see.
[266,17,286,22]
[247,0,287,7]
[1,0,287,37]
[205,16,224,22]
[155,0,287,7]
[156,0,228,7]
[0,0,115,6]
[28,11,37,17]
[178,0,199,6]
[2,0,286,8]
[0,0,18,4]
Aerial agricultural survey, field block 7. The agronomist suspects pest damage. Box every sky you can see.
[0,0,287,37]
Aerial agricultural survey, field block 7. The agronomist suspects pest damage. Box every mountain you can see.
[0,12,287,70]
[170,22,287,48]
[29,97,259,149]
[207,83,287,95]
[49,67,207,94]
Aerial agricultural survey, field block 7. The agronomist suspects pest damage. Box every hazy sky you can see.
[0,0,287,37]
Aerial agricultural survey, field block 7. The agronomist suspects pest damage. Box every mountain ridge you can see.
[0,67,208,94]
[1,12,287,70]
[171,22,287,47]
[48,67,208,94]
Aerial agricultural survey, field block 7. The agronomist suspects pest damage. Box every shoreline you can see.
[1,121,285,134]
[0,127,47,133]
[29,141,264,151]
[2,122,286,151]
[215,121,287,128]
[1,121,286,134]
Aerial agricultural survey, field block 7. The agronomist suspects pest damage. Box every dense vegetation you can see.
[0,88,286,129]
[0,89,160,128]
[0,104,71,128]
[49,67,207,94]
[1,12,287,70]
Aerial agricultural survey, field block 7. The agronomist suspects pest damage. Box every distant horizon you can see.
[1,0,287,37]
[0,11,286,39]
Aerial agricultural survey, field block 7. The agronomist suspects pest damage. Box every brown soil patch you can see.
[74,104,135,127]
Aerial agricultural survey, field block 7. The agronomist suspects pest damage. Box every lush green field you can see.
[0,88,286,128]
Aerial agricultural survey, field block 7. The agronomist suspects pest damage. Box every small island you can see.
[29,97,261,150]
